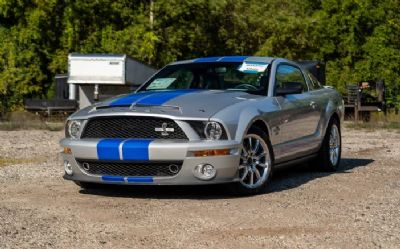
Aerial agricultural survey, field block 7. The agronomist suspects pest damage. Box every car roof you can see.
[169,56,279,65]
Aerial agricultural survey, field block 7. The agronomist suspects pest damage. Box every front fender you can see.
[235,108,271,142]
[211,97,279,142]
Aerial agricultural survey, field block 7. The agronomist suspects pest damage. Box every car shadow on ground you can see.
[78,157,374,199]
[264,157,374,194]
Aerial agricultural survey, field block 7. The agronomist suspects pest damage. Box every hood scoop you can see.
[88,101,183,115]
[95,105,117,110]
[130,104,182,114]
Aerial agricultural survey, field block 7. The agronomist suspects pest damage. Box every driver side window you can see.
[275,64,307,93]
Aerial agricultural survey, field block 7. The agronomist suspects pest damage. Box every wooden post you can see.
[355,102,359,123]
[149,0,154,29]
[355,87,361,123]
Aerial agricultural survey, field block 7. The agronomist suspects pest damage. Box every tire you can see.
[229,126,274,195]
[73,181,102,189]
[315,117,342,171]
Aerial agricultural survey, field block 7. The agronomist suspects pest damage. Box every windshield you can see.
[141,62,270,94]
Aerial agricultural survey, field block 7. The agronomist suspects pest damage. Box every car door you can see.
[272,63,321,162]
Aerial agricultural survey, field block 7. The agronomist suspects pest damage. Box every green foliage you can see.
[0,0,400,111]
[311,0,400,94]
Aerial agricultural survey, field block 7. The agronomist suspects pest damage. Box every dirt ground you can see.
[0,127,399,249]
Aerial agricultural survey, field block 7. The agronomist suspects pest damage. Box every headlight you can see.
[66,120,83,139]
[204,121,223,140]
[187,121,227,140]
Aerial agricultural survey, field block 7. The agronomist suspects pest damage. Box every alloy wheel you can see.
[239,134,271,189]
[329,124,341,166]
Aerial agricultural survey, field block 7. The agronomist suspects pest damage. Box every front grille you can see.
[77,160,183,177]
[81,116,188,139]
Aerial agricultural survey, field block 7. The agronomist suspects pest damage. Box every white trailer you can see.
[67,54,157,109]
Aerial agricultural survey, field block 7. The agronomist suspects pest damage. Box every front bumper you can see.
[60,138,241,185]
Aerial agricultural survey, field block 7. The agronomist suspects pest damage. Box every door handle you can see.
[310,101,317,109]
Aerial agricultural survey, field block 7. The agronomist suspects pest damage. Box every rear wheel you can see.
[230,126,273,195]
[315,118,341,171]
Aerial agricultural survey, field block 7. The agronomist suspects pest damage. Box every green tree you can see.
[309,0,400,93]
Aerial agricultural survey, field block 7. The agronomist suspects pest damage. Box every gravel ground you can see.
[0,127,399,248]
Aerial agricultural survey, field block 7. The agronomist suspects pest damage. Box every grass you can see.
[0,154,48,168]
[0,157,39,167]
[0,111,65,131]
[345,111,400,131]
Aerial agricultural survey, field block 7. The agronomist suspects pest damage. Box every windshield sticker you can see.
[237,62,268,74]
[147,78,176,90]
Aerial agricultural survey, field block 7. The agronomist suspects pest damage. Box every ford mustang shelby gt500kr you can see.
[61,56,343,195]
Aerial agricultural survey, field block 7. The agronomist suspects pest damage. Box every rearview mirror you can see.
[276,82,303,96]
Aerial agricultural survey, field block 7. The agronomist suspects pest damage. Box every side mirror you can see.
[276,82,303,96]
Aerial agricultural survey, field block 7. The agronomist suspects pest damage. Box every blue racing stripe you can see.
[102,175,125,182]
[109,89,198,107]
[219,56,248,62]
[194,57,222,63]
[194,56,248,63]
[122,139,152,160]
[127,177,154,183]
[97,139,125,160]
[109,91,156,106]
[136,89,198,106]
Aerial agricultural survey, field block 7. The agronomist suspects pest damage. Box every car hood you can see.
[71,90,263,119]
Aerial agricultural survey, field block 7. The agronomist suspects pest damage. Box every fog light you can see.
[64,160,73,175]
[194,164,216,180]
[168,164,179,174]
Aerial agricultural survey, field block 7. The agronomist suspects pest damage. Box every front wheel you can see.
[230,126,273,195]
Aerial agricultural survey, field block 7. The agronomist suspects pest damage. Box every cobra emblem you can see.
[155,122,175,136]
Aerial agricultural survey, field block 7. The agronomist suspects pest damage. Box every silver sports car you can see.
[61,56,344,195]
